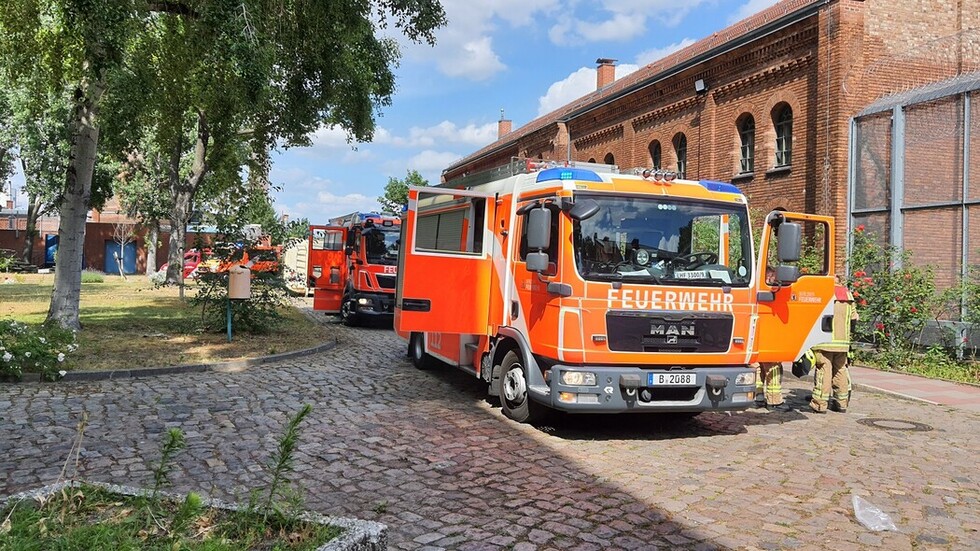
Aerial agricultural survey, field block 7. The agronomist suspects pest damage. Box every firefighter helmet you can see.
[792,349,815,378]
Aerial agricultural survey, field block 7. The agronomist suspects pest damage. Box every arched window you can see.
[588,158,596,163]
[648,141,662,170]
[738,115,755,173]
[774,105,792,167]
[604,153,615,165]
[673,133,687,178]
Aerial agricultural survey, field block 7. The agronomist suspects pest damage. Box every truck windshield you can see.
[572,195,752,287]
[364,228,400,266]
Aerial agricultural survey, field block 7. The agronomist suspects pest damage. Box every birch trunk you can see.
[46,78,105,330]
[145,221,159,273]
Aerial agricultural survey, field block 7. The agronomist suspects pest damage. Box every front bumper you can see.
[351,291,395,318]
[535,365,756,413]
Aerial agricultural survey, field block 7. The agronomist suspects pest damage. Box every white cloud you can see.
[399,0,560,80]
[636,38,696,66]
[374,121,497,148]
[537,63,639,116]
[437,36,505,81]
[547,1,707,46]
[728,0,779,24]
[406,150,462,173]
[309,125,356,149]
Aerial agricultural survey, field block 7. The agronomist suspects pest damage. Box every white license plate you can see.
[648,372,697,386]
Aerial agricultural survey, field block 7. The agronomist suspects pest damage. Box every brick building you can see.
[443,0,979,283]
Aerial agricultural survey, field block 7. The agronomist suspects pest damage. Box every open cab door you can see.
[753,212,836,363]
[309,225,348,313]
[396,187,497,335]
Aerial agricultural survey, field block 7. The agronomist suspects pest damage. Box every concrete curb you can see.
[851,382,941,406]
[6,340,338,384]
[0,480,387,551]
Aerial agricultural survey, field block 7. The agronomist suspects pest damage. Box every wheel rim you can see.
[503,364,527,406]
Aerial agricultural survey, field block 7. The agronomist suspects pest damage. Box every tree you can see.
[1,0,446,328]
[0,0,136,330]
[103,0,447,286]
[379,169,429,214]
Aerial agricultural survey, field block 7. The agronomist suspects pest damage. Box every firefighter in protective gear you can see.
[809,282,859,413]
[754,362,790,411]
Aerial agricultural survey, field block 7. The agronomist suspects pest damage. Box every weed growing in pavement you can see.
[150,428,186,497]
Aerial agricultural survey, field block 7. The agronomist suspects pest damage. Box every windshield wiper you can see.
[621,272,664,285]
[586,272,623,281]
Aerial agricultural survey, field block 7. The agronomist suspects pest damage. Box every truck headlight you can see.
[561,371,596,386]
[357,297,371,305]
[735,372,756,386]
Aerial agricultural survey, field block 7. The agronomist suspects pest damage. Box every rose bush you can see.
[0,319,77,381]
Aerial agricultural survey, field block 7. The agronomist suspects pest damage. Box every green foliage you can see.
[847,225,937,363]
[0,319,77,381]
[0,483,340,550]
[191,270,289,334]
[378,169,429,214]
[80,270,105,283]
[262,404,313,521]
[0,249,16,271]
[151,428,186,496]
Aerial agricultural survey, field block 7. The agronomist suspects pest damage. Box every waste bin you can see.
[228,265,251,299]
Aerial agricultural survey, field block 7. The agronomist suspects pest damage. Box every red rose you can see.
[856,225,865,232]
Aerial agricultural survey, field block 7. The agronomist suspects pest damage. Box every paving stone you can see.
[2,307,979,550]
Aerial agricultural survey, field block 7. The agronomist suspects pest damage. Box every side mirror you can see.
[526,208,551,250]
[568,198,600,221]
[777,222,801,262]
[776,265,800,284]
[526,252,549,273]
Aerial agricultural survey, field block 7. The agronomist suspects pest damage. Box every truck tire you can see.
[340,298,359,327]
[409,332,435,370]
[499,350,546,424]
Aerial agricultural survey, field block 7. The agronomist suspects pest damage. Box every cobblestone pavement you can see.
[2,314,979,551]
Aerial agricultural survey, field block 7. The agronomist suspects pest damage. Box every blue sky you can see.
[4,0,778,223]
[273,0,779,222]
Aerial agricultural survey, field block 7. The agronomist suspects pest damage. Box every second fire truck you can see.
[307,212,401,325]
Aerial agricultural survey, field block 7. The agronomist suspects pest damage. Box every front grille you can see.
[606,310,733,353]
[376,274,396,289]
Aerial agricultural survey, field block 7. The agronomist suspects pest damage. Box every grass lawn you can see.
[0,273,332,372]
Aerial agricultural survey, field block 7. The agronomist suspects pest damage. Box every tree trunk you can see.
[21,189,43,265]
[46,77,105,330]
[165,110,209,288]
[165,189,191,284]
[145,221,159,273]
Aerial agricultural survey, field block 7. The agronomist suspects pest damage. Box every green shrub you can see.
[0,319,77,381]
[191,270,289,334]
[81,269,105,283]
[848,225,937,364]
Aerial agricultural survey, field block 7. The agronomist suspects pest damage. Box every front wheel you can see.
[340,297,359,327]
[499,350,546,424]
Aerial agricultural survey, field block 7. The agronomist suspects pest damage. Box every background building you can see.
[443,0,979,288]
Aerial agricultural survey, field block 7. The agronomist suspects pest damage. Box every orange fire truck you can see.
[395,159,837,423]
[308,212,401,325]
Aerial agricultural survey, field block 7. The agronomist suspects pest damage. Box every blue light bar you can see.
[536,167,603,183]
[699,179,742,194]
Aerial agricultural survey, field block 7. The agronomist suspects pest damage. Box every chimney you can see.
[498,109,512,139]
[596,58,617,90]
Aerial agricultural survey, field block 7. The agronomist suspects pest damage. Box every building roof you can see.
[855,71,980,117]
[445,0,826,174]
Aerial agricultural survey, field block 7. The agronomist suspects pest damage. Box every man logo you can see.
[650,323,695,337]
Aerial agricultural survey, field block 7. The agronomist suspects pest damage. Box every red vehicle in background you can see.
[160,248,211,279]
[307,212,401,326]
